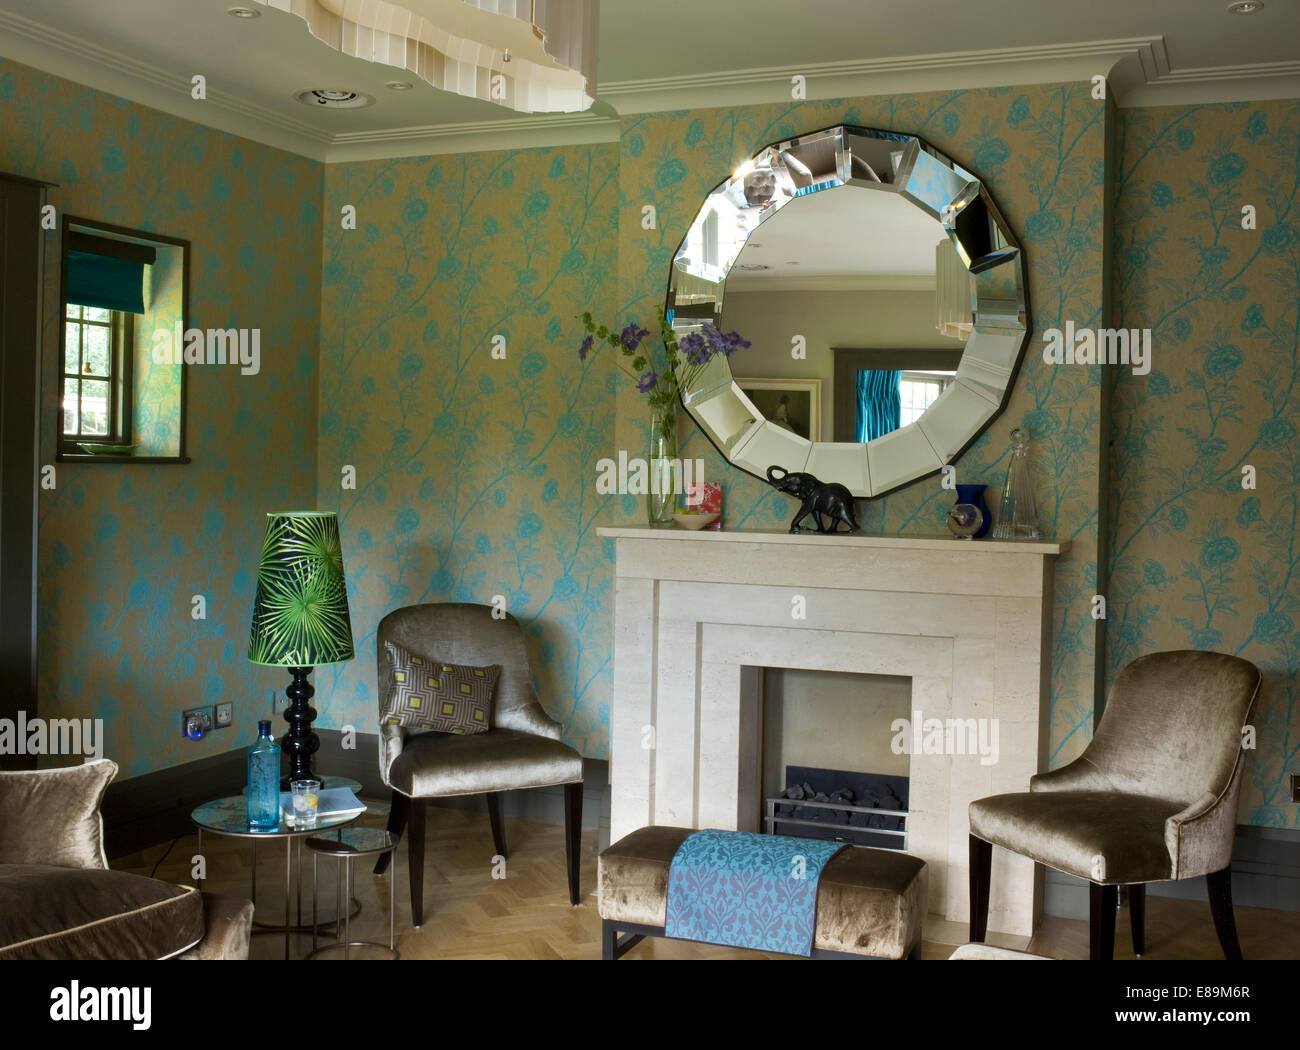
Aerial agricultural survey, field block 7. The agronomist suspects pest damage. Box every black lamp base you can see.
[279,666,319,787]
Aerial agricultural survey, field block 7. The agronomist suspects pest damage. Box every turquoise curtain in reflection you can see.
[856,369,901,441]
[66,250,146,314]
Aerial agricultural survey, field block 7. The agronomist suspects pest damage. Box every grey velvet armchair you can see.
[372,603,584,925]
[968,650,1261,960]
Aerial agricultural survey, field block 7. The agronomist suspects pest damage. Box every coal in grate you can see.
[764,764,908,851]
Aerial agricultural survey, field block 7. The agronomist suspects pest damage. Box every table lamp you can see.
[247,511,354,784]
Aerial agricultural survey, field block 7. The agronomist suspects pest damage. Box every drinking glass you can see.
[290,779,320,828]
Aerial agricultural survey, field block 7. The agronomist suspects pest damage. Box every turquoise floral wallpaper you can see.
[616,83,1109,769]
[1110,99,1300,827]
[4,49,1295,826]
[317,145,618,757]
[1,57,323,777]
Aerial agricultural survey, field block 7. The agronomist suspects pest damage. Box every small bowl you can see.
[673,512,720,530]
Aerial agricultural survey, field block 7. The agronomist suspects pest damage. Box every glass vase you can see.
[647,404,679,527]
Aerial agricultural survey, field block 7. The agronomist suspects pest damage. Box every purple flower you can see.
[721,330,752,356]
[620,323,649,350]
[698,324,752,358]
[679,325,751,366]
[636,370,659,394]
[578,333,593,361]
[680,331,707,365]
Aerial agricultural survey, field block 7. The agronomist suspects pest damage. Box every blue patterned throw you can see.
[664,829,847,956]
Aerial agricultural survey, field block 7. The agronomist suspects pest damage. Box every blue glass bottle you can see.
[246,719,280,829]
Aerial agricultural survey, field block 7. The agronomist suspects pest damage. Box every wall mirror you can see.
[665,125,1029,499]
[57,216,189,463]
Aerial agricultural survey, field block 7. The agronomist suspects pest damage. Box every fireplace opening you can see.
[756,668,910,850]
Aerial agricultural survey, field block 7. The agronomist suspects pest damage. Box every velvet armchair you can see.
[372,603,584,925]
[968,650,1261,960]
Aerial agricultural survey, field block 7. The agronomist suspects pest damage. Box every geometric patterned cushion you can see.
[381,640,499,735]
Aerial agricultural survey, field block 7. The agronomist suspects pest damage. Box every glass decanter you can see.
[992,426,1041,540]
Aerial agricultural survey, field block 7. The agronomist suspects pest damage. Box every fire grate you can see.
[763,765,908,851]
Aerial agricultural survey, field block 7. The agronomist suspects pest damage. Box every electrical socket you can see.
[1291,773,1299,804]
[181,707,212,740]
[214,702,233,728]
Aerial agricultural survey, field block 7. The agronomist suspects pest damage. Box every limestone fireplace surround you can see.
[599,526,1067,938]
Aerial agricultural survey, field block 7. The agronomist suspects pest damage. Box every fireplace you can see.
[599,525,1065,937]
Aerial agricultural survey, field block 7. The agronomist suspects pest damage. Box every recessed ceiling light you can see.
[1228,1,1262,12]
[294,89,375,109]
[227,5,260,18]
[385,81,414,91]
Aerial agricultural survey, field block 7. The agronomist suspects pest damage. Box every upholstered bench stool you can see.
[598,826,927,960]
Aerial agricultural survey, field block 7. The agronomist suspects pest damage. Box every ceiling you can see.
[1,0,1297,161]
[727,189,945,290]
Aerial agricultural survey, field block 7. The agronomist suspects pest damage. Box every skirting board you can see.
[1042,825,1300,918]
[102,729,611,860]
[101,747,245,859]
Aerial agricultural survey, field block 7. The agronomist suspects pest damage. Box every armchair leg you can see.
[1090,883,1117,960]
[968,835,992,942]
[564,781,583,906]
[374,790,408,875]
[487,792,507,860]
[1206,867,1243,960]
[1129,884,1146,957]
[409,799,426,928]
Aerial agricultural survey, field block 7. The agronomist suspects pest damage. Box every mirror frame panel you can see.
[665,124,1031,499]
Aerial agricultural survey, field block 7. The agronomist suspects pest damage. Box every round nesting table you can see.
[191,778,364,960]
[306,827,400,960]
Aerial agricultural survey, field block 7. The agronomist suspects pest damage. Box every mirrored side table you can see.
[191,776,364,960]
[306,827,400,960]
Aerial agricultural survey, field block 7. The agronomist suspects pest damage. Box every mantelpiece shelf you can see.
[596,526,1067,557]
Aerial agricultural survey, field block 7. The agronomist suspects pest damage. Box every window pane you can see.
[84,324,110,376]
[84,306,110,323]
[65,323,81,375]
[898,378,944,427]
[66,304,82,320]
[63,379,80,434]
[81,379,109,435]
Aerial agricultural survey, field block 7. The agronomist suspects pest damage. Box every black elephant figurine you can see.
[766,465,860,534]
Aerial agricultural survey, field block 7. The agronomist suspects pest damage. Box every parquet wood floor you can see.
[115,801,1299,960]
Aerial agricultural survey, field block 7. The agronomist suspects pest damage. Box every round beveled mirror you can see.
[665,125,1030,499]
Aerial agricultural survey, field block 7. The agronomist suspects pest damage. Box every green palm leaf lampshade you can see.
[248,511,354,783]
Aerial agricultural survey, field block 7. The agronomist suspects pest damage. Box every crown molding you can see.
[1115,48,1300,107]
[3,14,1298,164]
[602,37,1168,114]
[0,9,331,161]
[324,112,619,162]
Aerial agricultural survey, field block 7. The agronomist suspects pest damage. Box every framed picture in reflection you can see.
[734,378,821,442]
